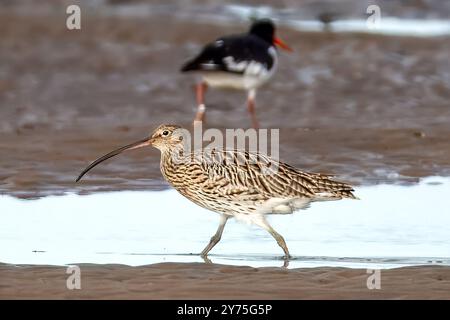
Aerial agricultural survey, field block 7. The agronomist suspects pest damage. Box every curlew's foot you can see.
[200,253,213,264]
[282,254,291,268]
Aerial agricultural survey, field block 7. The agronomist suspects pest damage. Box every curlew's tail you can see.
[311,174,358,200]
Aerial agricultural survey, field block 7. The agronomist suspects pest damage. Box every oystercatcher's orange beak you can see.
[274,36,292,52]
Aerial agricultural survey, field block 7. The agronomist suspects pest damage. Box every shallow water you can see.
[1,176,449,269]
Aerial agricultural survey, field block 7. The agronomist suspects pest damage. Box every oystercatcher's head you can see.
[249,19,292,52]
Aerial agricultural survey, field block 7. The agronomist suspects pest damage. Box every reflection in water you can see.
[1,177,450,269]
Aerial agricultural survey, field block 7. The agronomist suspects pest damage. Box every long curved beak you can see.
[274,36,292,52]
[76,137,152,182]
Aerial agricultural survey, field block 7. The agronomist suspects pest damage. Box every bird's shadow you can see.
[199,254,290,268]
[115,252,294,268]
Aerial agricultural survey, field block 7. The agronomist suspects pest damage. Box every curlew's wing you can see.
[186,150,356,210]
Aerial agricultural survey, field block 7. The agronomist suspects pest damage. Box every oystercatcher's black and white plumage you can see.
[181,19,291,128]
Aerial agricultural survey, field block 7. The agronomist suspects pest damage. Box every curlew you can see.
[76,124,356,259]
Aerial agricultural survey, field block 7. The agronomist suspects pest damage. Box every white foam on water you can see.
[1,176,449,269]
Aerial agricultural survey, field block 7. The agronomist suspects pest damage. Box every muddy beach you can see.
[1,1,450,300]
[1,263,450,299]
[1,3,450,198]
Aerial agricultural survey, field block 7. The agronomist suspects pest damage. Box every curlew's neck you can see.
[159,148,186,189]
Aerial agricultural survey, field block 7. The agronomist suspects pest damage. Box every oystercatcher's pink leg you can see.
[194,82,207,123]
[247,89,259,129]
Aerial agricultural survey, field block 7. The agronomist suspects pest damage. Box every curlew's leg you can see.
[194,82,207,123]
[247,89,259,129]
[254,216,291,259]
[201,214,229,257]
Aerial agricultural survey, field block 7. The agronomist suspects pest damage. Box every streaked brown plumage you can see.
[76,124,357,259]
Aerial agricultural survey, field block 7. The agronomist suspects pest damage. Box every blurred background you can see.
[1,0,449,198]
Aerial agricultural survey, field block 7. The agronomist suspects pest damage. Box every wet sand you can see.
[1,4,450,198]
[1,262,449,299]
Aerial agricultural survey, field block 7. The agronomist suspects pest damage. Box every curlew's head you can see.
[149,124,184,151]
[76,124,184,182]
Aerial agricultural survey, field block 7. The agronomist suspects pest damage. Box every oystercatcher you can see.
[181,19,291,128]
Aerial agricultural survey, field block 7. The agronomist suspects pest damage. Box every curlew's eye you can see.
[161,130,170,137]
